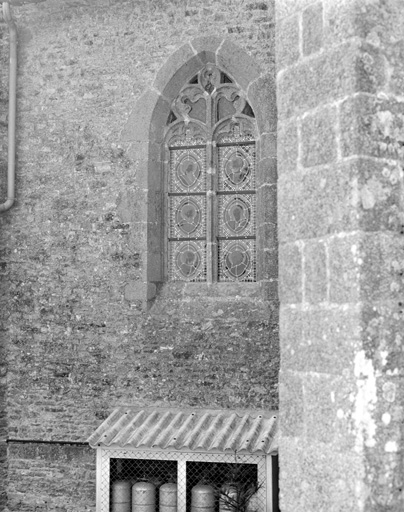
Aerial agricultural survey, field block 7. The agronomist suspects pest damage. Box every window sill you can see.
[154,280,277,301]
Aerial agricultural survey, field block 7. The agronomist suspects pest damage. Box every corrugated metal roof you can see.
[88,407,278,455]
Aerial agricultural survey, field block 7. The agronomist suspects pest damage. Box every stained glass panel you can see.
[217,140,256,282]
[169,196,206,239]
[218,195,255,238]
[170,241,206,281]
[168,145,206,281]
[218,145,255,192]
[219,240,256,282]
[170,148,206,193]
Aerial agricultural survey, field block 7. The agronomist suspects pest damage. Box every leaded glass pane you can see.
[169,241,206,282]
[217,141,256,282]
[218,145,255,192]
[170,148,206,193]
[218,240,256,282]
[218,195,255,238]
[168,145,206,281]
[169,196,206,239]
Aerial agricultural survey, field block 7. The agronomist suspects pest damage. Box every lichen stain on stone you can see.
[354,478,371,512]
[384,440,398,452]
[360,176,391,210]
[350,176,360,208]
[352,350,378,450]
[382,163,403,184]
[375,109,404,158]
[382,412,391,425]
[382,381,396,402]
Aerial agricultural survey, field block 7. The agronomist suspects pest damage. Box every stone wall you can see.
[276,0,404,510]
[0,1,277,510]
[7,442,94,512]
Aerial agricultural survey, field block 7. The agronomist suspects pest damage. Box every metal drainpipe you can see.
[0,1,17,213]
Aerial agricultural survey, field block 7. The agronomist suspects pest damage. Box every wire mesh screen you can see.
[186,461,260,512]
[99,450,267,512]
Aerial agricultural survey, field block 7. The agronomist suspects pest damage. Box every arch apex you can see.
[190,35,224,58]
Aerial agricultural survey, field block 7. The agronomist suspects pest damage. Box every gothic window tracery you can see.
[165,64,257,283]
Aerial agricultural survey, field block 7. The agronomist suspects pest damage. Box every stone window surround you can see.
[121,37,277,304]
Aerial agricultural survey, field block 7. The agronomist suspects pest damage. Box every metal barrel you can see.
[159,483,177,512]
[191,484,215,512]
[132,481,156,512]
[112,480,131,512]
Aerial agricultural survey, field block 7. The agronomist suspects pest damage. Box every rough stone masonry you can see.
[277,0,404,510]
[0,0,403,511]
[0,1,278,511]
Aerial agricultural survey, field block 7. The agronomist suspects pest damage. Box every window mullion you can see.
[205,94,216,284]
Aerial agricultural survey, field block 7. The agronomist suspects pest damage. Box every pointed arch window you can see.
[165,65,257,283]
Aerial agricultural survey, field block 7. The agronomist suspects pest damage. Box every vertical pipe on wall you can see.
[0,1,17,213]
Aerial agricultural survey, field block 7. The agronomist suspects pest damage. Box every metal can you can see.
[132,481,156,512]
[159,482,177,512]
[112,480,131,512]
[191,484,215,512]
